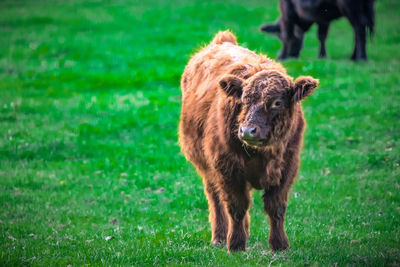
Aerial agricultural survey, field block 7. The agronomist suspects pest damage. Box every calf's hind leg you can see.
[203,179,228,246]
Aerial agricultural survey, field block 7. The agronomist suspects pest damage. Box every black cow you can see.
[261,0,375,60]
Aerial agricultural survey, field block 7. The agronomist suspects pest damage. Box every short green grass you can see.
[1,0,399,265]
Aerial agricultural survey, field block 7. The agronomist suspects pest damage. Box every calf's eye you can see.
[271,100,282,108]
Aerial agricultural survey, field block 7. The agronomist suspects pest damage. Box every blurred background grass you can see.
[0,0,399,265]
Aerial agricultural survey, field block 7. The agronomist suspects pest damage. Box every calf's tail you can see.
[211,30,237,45]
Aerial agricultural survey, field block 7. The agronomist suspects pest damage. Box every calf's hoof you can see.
[228,242,246,253]
[269,236,289,252]
[212,239,226,247]
[270,242,289,252]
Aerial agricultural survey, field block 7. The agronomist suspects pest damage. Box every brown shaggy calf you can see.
[179,31,319,252]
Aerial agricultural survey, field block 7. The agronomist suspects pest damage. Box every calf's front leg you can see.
[203,180,228,246]
[221,182,251,252]
[263,187,289,251]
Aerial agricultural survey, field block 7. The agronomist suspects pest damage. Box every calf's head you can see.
[219,70,318,148]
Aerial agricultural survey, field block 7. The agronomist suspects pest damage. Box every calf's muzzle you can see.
[239,125,261,141]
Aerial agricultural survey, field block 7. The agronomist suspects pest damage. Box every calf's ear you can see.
[219,75,244,98]
[291,76,319,102]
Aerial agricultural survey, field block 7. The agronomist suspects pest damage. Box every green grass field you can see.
[1,0,399,265]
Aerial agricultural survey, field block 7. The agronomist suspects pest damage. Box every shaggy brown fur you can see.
[179,30,319,252]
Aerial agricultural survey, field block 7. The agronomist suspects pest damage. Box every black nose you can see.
[240,126,259,140]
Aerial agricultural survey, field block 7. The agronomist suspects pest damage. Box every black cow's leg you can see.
[317,23,330,58]
[288,34,304,58]
[351,43,357,60]
[355,24,367,60]
[278,16,292,60]
[277,0,297,60]
[278,23,298,60]
[349,23,367,61]
[288,21,313,58]
[343,4,368,61]
[278,43,289,60]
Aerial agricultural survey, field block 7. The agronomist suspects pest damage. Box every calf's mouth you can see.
[242,139,267,147]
